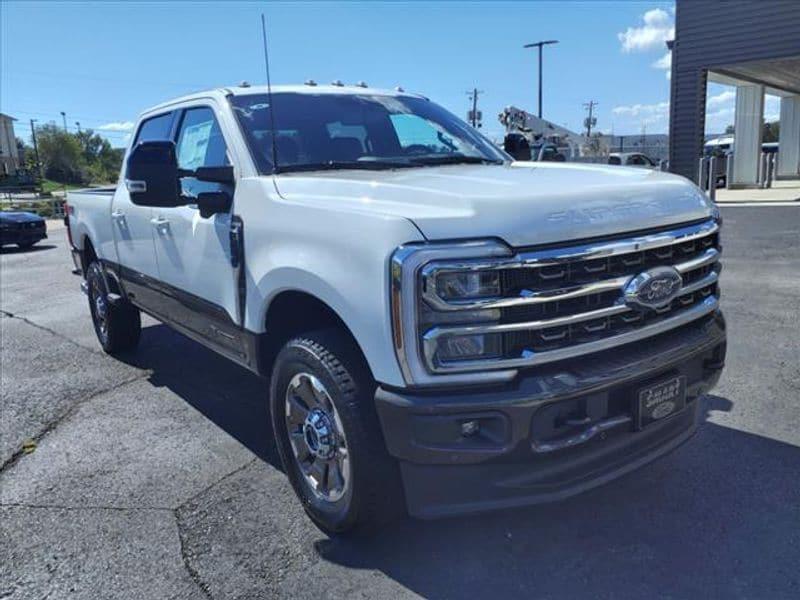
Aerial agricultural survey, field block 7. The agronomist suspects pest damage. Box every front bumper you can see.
[375,311,726,518]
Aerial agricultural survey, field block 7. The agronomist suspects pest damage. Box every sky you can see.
[1,1,780,148]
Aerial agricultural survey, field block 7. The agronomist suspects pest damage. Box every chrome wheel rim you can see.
[92,284,109,339]
[284,372,350,503]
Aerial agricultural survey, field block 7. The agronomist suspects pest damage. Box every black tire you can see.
[86,261,141,354]
[17,241,37,249]
[270,329,405,535]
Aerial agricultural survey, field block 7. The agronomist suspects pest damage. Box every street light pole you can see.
[523,40,558,119]
[60,111,67,132]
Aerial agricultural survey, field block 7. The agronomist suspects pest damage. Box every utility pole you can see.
[523,40,559,119]
[466,88,484,128]
[30,119,42,178]
[583,100,598,137]
[60,111,67,132]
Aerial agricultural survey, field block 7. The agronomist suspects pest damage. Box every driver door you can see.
[150,105,242,356]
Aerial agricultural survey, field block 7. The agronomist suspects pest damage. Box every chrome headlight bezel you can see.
[390,239,517,387]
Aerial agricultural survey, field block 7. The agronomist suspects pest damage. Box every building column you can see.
[731,84,765,188]
[778,95,800,179]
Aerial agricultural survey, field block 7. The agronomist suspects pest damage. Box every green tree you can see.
[36,123,86,184]
[76,129,123,182]
[763,121,780,143]
[34,125,123,185]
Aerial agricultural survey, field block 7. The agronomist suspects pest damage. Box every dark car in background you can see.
[0,211,48,249]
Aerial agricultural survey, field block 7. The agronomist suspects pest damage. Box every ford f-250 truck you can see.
[66,84,726,534]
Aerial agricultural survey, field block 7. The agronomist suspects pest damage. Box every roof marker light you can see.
[395,86,404,92]
[356,81,368,88]
[331,79,344,87]
[305,79,318,86]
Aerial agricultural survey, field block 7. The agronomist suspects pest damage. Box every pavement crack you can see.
[0,372,149,475]
[175,509,215,600]
[176,457,258,512]
[0,309,101,355]
[0,502,173,512]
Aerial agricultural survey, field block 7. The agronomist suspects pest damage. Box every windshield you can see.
[230,92,508,173]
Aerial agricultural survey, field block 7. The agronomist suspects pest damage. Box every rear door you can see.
[150,105,243,357]
[112,111,174,304]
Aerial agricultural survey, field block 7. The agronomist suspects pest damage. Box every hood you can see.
[0,211,44,223]
[273,162,714,247]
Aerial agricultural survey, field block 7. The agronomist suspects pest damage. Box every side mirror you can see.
[126,141,181,207]
[195,165,235,185]
[196,191,232,219]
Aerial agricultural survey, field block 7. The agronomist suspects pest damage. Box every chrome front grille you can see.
[420,219,721,374]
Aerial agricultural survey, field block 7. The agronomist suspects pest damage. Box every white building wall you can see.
[0,116,20,174]
[731,84,764,187]
[778,96,800,179]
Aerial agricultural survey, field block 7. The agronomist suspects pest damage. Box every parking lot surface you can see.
[2,207,799,599]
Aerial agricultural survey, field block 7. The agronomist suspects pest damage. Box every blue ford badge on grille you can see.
[624,266,683,310]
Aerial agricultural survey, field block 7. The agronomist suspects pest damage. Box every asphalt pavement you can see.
[1,207,799,599]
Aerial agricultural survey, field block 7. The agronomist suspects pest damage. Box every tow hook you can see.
[80,281,89,296]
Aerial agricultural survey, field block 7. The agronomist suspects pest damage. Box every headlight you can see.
[435,270,501,301]
[390,240,514,387]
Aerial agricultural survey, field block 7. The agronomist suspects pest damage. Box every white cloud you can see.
[613,101,669,118]
[97,121,135,132]
[707,90,735,109]
[618,8,675,53]
[765,96,781,122]
[651,51,672,79]
[652,52,671,70]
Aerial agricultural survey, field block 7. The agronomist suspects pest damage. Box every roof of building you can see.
[0,113,17,121]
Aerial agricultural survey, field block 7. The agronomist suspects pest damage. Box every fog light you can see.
[461,420,480,437]
[438,333,502,361]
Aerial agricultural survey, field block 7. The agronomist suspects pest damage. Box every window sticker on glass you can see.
[178,120,214,170]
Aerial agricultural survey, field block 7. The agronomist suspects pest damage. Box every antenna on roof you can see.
[261,14,279,174]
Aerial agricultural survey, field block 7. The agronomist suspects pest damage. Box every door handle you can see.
[150,216,170,234]
[111,210,125,220]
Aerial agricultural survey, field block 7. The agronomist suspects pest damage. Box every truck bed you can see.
[67,187,117,264]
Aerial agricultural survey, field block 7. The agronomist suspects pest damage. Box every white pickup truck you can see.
[66,84,726,534]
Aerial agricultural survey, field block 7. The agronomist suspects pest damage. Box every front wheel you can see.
[87,261,141,354]
[270,329,404,535]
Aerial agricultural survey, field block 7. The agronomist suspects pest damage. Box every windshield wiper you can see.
[409,154,504,166]
[276,159,416,174]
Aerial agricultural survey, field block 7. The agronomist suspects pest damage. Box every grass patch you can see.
[40,179,83,194]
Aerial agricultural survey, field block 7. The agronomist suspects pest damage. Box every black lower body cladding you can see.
[375,311,726,518]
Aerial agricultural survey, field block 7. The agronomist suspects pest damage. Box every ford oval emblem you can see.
[651,401,676,420]
[624,266,683,310]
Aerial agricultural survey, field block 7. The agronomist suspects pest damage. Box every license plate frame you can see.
[636,375,687,430]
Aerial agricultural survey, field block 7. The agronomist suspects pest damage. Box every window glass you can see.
[175,107,230,198]
[389,114,455,154]
[175,107,229,170]
[230,93,508,174]
[608,156,622,165]
[134,112,174,145]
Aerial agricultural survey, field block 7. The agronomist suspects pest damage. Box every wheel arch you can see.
[259,289,372,380]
